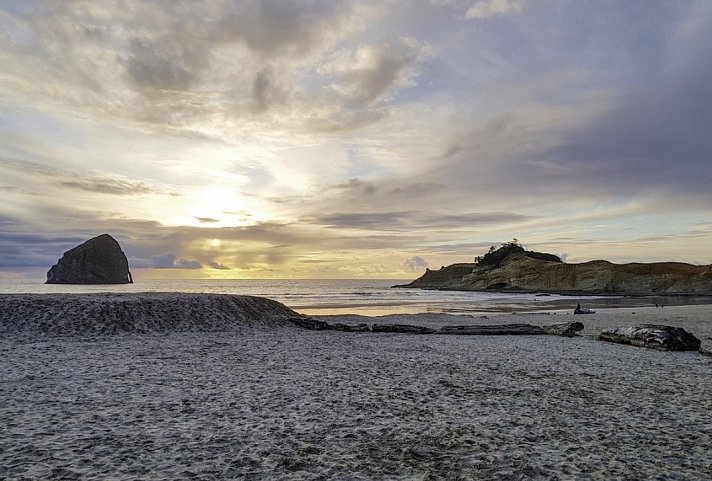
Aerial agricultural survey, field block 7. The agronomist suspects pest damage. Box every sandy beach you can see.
[1,294,711,480]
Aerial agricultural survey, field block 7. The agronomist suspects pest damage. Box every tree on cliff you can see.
[475,239,561,267]
[475,239,525,267]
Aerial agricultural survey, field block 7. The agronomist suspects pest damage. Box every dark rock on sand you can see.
[599,325,701,351]
[372,324,436,334]
[439,324,546,335]
[47,234,133,284]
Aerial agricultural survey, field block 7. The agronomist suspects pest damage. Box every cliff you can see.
[398,248,712,296]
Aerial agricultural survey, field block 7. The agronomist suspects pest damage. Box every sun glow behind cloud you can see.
[1,1,712,279]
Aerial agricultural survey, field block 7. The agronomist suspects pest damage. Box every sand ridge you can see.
[0,293,300,336]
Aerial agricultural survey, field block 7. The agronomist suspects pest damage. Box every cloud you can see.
[0,0,385,136]
[174,258,203,269]
[0,230,94,268]
[2,1,712,277]
[402,256,429,272]
[207,261,231,270]
[129,253,202,269]
[59,178,157,195]
[195,217,220,224]
[252,68,285,112]
[411,2,712,213]
[313,212,407,230]
[123,37,201,91]
[215,0,363,59]
[336,263,391,275]
[0,158,169,197]
[320,37,427,104]
[307,211,531,230]
[465,0,523,20]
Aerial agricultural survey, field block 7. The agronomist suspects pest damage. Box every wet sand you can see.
[1,296,711,480]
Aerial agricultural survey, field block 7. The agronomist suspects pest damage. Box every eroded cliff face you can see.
[400,254,712,295]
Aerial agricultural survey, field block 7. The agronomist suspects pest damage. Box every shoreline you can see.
[1,292,711,350]
[3,279,712,317]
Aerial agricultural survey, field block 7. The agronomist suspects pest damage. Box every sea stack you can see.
[47,234,133,284]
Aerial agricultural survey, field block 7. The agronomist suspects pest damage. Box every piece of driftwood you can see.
[539,322,584,337]
[599,325,701,351]
[329,323,371,332]
[289,317,330,330]
[371,324,436,334]
[438,324,546,335]
[289,318,584,338]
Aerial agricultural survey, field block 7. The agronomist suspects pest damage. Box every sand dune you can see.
[0,293,300,336]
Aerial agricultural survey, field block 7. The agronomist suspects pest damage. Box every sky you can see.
[1,0,711,280]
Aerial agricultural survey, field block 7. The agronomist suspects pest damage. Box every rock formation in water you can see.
[599,325,701,351]
[47,234,133,284]
[396,242,712,296]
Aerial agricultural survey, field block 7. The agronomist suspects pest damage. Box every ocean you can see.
[1,278,707,315]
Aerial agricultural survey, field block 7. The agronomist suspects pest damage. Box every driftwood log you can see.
[539,322,584,337]
[289,317,330,330]
[329,323,370,332]
[599,325,701,351]
[290,318,585,337]
[372,324,436,334]
[438,322,583,337]
[438,323,545,335]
